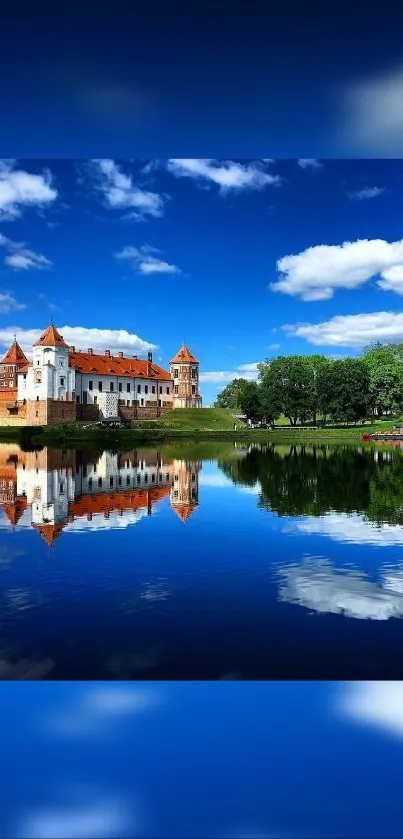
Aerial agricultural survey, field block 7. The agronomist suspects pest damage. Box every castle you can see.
[0,324,202,426]
[0,445,202,544]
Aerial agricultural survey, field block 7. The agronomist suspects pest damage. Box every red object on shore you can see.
[361,433,371,441]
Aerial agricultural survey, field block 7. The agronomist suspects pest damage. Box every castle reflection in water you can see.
[0,445,202,545]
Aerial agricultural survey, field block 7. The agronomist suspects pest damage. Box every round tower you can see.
[170,345,202,409]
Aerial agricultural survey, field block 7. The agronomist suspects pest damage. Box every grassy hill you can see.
[137,408,244,431]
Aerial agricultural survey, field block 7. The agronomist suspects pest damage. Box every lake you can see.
[2,438,403,679]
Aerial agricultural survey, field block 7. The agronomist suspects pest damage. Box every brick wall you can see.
[27,399,77,426]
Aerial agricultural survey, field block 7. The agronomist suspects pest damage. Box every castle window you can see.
[98,381,103,392]
[126,383,130,392]
[110,476,113,487]
[118,382,122,392]
[137,474,141,483]
[141,398,144,406]
[151,474,155,483]
[174,385,179,394]
[158,399,161,407]
[192,473,196,481]
[88,478,92,488]
[144,474,148,483]
[118,476,122,487]
[173,369,178,378]
[88,381,93,390]
[60,377,65,386]
[166,386,169,394]
[152,385,155,394]
[127,476,130,486]
[110,382,114,391]
[166,473,169,481]
[60,359,64,367]
[173,489,178,499]
[192,385,196,394]
[145,385,148,394]
[159,386,162,394]
[35,411,39,417]
[191,368,196,378]
[76,395,80,403]
[98,477,102,488]
[137,384,141,393]
[36,395,39,401]
[127,400,130,406]
[94,395,97,404]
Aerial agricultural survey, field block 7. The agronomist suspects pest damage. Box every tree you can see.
[259,356,315,426]
[301,354,329,424]
[239,381,263,422]
[317,358,370,423]
[362,344,403,415]
[214,378,251,410]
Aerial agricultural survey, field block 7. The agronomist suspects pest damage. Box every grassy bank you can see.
[0,410,397,450]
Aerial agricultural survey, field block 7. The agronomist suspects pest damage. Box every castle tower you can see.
[23,324,77,426]
[170,459,201,522]
[22,449,76,546]
[170,345,202,409]
[0,338,28,390]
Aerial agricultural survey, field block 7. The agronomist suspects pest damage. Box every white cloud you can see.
[297,159,323,169]
[340,66,403,154]
[65,508,150,533]
[201,362,260,385]
[115,244,181,274]
[283,311,403,347]
[289,512,403,546]
[199,473,233,488]
[166,159,281,193]
[276,554,403,620]
[0,160,57,220]
[19,797,131,839]
[267,343,280,351]
[348,186,385,201]
[338,681,403,738]
[0,292,26,314]
[0,325,157,358]
[87,159,164,219]
[44,685,159,739]
[271,238,403,301]
[0,233,52,270]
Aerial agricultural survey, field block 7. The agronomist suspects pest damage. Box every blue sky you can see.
[2,158,403,403]
[1,680,403,838]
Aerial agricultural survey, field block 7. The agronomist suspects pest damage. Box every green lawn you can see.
[133,408,244,431]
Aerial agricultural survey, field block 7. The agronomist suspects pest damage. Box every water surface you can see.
[2,439,403,678]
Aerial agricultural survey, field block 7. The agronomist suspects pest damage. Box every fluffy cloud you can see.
[166,159,280,192]
[0,326,157,358]
[348,186,385,201]
[87,159,164,219]
[0,160,57,220]
[283,311,403,347]
[288,512,403,546]
[340,66,403,154]
[338,681,403,738]
[271,238,403,301]
[115,244,181,274]
[44,685,159,739]
[200,362,260,384]
[0,233,52,270]
[0,292,26,314]
[19,797,131,839]
[276,555,403,620]
[65,508,150,533]
[297,159,323,169]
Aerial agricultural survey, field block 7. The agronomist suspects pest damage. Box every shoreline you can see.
[0,421,395,449]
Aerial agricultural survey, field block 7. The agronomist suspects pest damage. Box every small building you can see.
[170,345,202,409]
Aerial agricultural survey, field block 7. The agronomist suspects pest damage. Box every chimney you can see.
[148,351,153,363]
[88,348,93,355]
[105,349,111,357]
[118,351,124,358]
[132,354,138,359]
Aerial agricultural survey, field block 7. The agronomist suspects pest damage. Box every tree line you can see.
[214,342,403,425]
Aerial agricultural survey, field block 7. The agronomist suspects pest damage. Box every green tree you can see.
[259,356,315,425]
[214,378,251,410]
[317,358,370,423]
[239,381,263,422]
[362,344,403,415]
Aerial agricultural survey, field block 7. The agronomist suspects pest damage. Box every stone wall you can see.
[27,399,77,426]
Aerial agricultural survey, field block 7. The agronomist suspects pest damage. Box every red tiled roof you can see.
[170,345,198,364]
[34,324,68,347]
[69,351,171,381]
[171,503,198,523]
[2,496,27,526]
[18,363,32,374]
[68,486,170,519]
[1,340,28,365]
[33,522,66,547]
